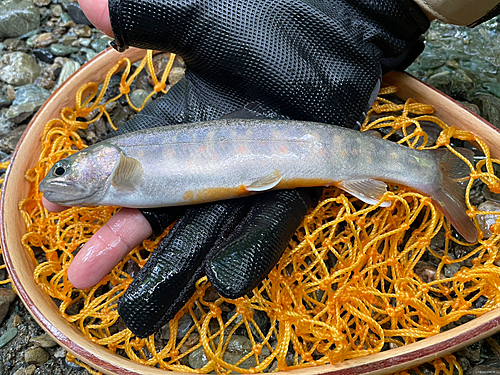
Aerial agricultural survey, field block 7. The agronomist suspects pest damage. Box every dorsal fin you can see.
[112,152,144,191]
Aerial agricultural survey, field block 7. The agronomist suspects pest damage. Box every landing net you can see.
[18,50,500,374]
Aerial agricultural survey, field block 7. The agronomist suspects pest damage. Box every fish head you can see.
[39,142,121,206]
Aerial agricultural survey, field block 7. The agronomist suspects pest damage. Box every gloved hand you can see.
[46,0,430,338]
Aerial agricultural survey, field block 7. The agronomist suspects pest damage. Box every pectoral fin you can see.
[338,179,391,207]
[245,170,282,192]
[112,152,144,191]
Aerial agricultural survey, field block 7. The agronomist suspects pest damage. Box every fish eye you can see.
[54,165,66,176]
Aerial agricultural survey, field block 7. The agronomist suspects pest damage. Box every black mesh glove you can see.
[110,0,430,338]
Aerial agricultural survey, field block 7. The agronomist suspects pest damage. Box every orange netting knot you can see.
[119,84,130,95]
[154,82,166,92]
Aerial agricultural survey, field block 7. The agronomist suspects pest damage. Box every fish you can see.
[39,118,477,242]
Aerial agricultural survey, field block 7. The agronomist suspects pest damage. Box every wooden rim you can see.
[1,48,500,375]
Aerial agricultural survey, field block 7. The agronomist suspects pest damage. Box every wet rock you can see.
[0,0,40,39]
[67,3,92,26]
[28,32,58,48]
[12,364,36,375]
[413,261,439,283]
[13,84,50,106]
[80,47,97,61]
[2,38,28,53]
[0,125,27,152]
[0,327,18,348]
[457,341,482,363]
[24,346,49,365]
[49,43,79,57]
[168,67,186,85]
[0,52,40,86]
[91,38,109,53]
[130,89,152,109]
[72,25,92,38]
[476,200,500,239]
[29,334,57,348]
[56,60,80,87]
[50,5,63,18]
[473,365,500,375]
[0,288,16,325]
[0,93,12,109]
[32,48,54,64]
[34,0,51,5]
[3,102,39,124]
[471,93,500,129]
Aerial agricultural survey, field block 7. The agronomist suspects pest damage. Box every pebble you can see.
[13,84,50,106]
[0,93,12,108]
[188,335,270,370]
[49,43,78,56]
[24,346,50,365]
[12,364,36,375]
[55,60,80,87]
[90,38,109,53]
[0,288,16,325]
[129,89,152,109]
[28,32,58,48]
[0,52,41,86]
[0,0,40,39]
[476,200,500,238]
[0,125,27,152]
[32,48,55,63]
[473,365,500,375]
[0,328,18,348]
[66,3,92,26]
[29,334,57,348]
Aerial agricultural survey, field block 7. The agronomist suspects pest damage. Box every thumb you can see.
[77,0,113,37]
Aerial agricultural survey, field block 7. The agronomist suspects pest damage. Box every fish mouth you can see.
[39,182,98,206]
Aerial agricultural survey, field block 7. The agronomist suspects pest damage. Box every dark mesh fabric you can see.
[205,189,315,299]
[108,0,430,334]
[118,200,251,338]
[109,0,429,130]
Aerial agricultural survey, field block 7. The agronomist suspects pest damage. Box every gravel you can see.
[0,2,499,373]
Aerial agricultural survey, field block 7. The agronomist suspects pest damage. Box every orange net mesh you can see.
[17,51,500,374]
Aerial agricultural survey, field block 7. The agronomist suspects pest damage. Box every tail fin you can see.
[429,149,477,243]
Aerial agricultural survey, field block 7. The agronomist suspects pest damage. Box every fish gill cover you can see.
[17,50,500,374]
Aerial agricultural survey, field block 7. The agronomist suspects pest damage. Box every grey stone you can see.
[473,365,500,375]
[3,102,40,124]
[67,3,92,26]
[476,200,500,239]
[50,4,63,17]
[49,43,79,57]
[0,93,11,108]
[0,0,40,39]
[0,288,16,325]
[12,364,36,375]
[168,67,186,85]
[72,25,92,37]
[0,327,18,348]
[23,346,50,365]
[13,84,50,106]
[129,89,152,109]
[90,38,109,53]
[81,47,97,61]
[0,52,40,86]
[56,60,81,87]
[29,334,57,348]
[0,125,27,152]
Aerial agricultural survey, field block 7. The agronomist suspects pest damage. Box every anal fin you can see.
[338,179,391,207]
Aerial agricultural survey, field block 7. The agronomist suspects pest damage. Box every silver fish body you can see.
[39,118,477,242]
